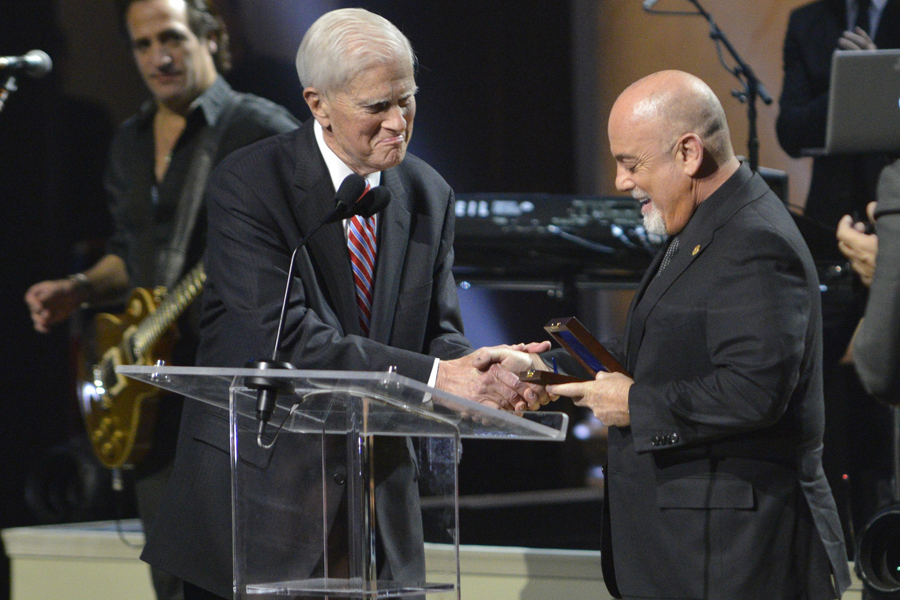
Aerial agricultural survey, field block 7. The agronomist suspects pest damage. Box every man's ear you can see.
[676,133,704,177]
[304,87,330,129]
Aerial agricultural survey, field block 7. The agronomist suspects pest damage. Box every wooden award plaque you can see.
[519,316,630,384]
[543,316,630,377]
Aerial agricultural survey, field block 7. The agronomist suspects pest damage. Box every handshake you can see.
[434,341,557,412]
[435,336,634,428]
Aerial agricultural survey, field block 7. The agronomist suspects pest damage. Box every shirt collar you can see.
[313,119,381,193]
[674,162,753,239]
[135,76,233,129]
[847,0,888,33]
[851,0,888,10]
[192,77,235,126]
[702,161,753,208]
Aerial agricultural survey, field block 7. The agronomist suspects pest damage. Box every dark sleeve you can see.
[422,186,474,361]
[776,11,830,157]
[218,98,300,159]
[628,226,812,452]
[102,122,138,264]
[853,160,900,402]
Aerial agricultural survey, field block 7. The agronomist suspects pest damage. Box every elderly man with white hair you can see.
[141,8,543,599]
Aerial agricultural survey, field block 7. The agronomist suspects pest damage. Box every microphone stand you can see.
[247,177,388,444]
[0,75,17,115]
[246,206,342,444]
[646,0,773,172]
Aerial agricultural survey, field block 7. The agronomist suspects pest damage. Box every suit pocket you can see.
[657,474,755,509]
[192,408,275,470]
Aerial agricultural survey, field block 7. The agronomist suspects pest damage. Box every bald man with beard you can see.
[533,71,851,599]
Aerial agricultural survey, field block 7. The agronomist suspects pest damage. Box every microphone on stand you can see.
[246,173,392,439]
[0,50,53,115]
[0,50,52,78]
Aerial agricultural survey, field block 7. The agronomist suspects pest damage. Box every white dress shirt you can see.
[313,120,441,390]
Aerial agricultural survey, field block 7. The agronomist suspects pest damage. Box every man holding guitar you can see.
[23,1,297,599]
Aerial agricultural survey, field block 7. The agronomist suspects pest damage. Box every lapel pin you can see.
[692,245,700,256]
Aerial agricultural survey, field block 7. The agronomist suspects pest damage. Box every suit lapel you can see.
[624,246,664,372]
[368,168,411,344]
[875,0,900,47]
[290,123,359,335]
[626,164,761,370]
[628,227,713,369]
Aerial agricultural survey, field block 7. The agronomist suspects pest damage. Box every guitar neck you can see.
[131,263,206,360]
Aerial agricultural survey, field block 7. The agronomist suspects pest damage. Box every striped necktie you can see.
[348,184,377,335]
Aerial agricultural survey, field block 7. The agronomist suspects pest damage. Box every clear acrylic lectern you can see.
[119,366,567,599]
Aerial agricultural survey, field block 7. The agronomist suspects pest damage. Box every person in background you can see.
[23,1,298,599]
[838,162,900,403]
[776,0,900,550]
[777,0,900,228]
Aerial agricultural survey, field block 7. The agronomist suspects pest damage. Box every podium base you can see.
[245,578,455,598]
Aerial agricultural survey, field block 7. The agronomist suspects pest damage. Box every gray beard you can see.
[643,207,667,236]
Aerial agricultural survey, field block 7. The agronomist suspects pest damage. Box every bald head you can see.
[611,70,734,166]
[608,71,740,236]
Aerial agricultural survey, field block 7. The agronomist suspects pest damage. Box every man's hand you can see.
[837,203,878,287]
[469,342,554,411]
[24,255,129,333]
[436,342,551,411]
[548,371,634,427]
[838,27,877,51]
[24,279,84,333]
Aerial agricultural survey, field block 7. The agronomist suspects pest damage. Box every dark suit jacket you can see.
[776,0,900,230]
[141,119,472,597]
[600,165,850,599]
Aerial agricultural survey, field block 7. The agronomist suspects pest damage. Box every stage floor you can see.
[2,519,864,599]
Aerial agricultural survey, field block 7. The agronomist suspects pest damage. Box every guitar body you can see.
[79,288,178,469]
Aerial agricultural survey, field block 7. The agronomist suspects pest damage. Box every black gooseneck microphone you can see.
[247,174,392,439]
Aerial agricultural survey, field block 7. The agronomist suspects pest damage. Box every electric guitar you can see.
[79,262,206,469]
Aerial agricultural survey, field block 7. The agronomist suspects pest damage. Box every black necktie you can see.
[657,236,679,277]
[855,0,871,34]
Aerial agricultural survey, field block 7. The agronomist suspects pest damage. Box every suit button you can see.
[333,471,346,485]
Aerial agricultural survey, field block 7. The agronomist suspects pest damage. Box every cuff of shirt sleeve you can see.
[423,358,440,406]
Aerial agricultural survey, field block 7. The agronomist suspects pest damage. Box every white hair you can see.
[296,8,416,94]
